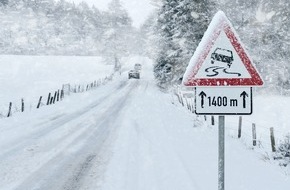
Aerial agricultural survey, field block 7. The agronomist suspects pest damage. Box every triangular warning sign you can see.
[182,11,263,86]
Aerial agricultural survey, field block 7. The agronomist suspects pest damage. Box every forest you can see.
[1,0,290,93]
[0,0,143,64]
[144,0,290,93]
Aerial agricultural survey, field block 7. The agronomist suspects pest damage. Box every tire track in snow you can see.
[1,80,138,190]
[62,87,136,190]
[0,80,129,161]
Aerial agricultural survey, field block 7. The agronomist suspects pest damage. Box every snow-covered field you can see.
[179,95,290,160]
[0,55,114,115]
[227,95,290,153]
[0,55,290,190]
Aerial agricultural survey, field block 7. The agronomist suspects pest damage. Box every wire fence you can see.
[0,74,114,119]
[172,86,290,168]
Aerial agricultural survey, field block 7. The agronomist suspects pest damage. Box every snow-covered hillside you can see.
[0,56,289,190]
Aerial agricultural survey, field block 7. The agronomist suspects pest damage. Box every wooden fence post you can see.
[60,90,64,100]
[185,98,190,110]
[270,127,276,152]
[191,102,194,113]
[7,102,12,117]
[177,93,181,104]
[47,93,51,105]
[21,98,24,112]
[180,96,184,107]
[252,123,257,146]
[238,116,242,138]
[37,96,42,109]
[52,91,57,104]
[50,96,54,104]
[188,100,192,112]
[57,90,60,102]
[211,115,215,126]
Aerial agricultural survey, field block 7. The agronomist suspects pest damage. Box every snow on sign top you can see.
[182,11,264,87]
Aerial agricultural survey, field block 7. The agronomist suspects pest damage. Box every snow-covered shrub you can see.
[275,134,290,167]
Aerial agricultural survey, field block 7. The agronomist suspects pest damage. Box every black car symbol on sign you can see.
[211,48,233,68]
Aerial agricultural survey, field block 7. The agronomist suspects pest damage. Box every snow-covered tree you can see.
[102,0,133,70]
[0,0,8,6]
[215,0,290,93]
[149,0,290,93]
[153,0,215,89]
[139,12,158,57]
[0,0,136,56]
[255,0,290,92]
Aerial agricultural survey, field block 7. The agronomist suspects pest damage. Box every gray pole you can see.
[218,115,225,190]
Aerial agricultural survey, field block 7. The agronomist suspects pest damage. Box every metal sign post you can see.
[218,116,225,190]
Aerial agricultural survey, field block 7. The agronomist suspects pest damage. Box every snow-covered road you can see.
[0,57,290,190]
[0,76,140,189]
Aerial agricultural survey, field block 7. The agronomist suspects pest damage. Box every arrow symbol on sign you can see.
[199,91,207,108]
[240,91,248,108]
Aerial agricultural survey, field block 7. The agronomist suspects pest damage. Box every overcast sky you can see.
[66,0,156,28]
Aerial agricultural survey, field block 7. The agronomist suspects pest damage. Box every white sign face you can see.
[195,31,251,79]
[195,87,252,115]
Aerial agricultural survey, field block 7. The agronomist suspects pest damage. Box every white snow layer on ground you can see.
[0,55,114,115]
[0,55,289,190]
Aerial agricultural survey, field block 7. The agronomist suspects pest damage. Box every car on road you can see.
[211,48,233,68]
[134,63,142,71]
[128,70,140,79]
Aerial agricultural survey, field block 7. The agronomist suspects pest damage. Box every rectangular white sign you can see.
[195,87,252,115]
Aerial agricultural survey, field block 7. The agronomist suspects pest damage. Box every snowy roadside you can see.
[177,86,290,166]
[97,60,290,190]
[0,55,289,190]
[99,79,290,190]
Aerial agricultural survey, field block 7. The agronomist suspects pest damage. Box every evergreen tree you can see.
[0,0,8,6]
[153,0,215,89]
[257,0,290,92]
[102,0,133,70]
[0,0,135,56]
[219,0,290,92]
[140,12,158,57]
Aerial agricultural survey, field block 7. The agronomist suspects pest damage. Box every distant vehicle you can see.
[211,48,233,68]
[134,63,142,70]
[128,70,140,79]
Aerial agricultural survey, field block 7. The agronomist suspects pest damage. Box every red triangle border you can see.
[183,13,263,87]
